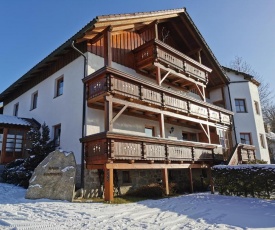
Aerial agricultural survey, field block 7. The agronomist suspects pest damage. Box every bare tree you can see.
[229,56,274,117]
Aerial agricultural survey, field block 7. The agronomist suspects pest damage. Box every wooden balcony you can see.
[84,67,232,125]
[81,132,224,167]
[228,144,256,165]
[133,39,212,85]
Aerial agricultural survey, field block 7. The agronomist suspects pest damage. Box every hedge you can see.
[212,165,275,199]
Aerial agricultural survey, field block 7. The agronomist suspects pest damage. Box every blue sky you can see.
[1,0,275,99]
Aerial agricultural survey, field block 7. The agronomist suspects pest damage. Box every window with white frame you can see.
[235,99,247,113]
[55,76,64,97]
[31,91,38,110]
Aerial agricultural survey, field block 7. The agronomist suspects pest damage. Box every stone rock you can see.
[25,150,76,201]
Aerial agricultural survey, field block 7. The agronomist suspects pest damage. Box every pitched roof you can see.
[223,66,260,86]
[0,8,228,102]
[0,114,31,127]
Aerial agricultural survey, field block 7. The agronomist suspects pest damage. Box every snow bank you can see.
[0,183,275,229]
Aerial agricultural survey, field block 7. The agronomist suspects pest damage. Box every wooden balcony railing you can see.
[84,67,232,125]
[81,132,224,165]
[133,39,212,83]
[228,144,256,165]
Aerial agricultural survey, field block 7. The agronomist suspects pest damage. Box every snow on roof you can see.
[0,114,31,126]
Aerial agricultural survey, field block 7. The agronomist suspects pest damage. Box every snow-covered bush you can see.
[1,123,55,188]
[212,165,275,199]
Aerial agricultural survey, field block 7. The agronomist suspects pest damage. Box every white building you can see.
[0,8,270,200]
[224,67,270,163]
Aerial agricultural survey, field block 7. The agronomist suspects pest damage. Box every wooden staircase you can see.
[227,144,256,165]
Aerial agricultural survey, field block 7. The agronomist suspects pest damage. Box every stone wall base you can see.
[75,167,211,198]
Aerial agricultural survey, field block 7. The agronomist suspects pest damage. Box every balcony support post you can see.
[162,168,169,195]
[104,166,114,202]
[189,168,194,193]
[199,123,211,144]
[195,83,206,101]
[158,113,165,138]
[105,96,113,131]
[156,67,161,85]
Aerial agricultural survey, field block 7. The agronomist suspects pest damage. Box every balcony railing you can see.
[81,132,224,165]
[85,67,232,124]
[228,144,256,165]
[133,39,212,83]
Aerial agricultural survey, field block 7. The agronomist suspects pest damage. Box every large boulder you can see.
[25,150,76,201]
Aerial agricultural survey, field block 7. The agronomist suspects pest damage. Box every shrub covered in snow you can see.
[212,164,275,199]
[1,123,55,188]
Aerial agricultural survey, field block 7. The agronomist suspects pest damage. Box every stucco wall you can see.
[3,53,106,164]
[226,71,270,163]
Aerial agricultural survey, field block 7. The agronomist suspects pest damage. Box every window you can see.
[55,76,64,97]
[145,126,155,137]
[31,91,38,110]
[182,132,198,142]
[13,103,19,116]
[259,134,266,148]
[53,124,61,147]
[254,101,260,115]
[122,171,131,183]
[235,99,247,113]
[240,133,252,145]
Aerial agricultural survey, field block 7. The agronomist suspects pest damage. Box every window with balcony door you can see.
[235,99,247,113]
[240,133,252,145]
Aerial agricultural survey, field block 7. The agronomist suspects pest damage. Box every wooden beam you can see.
[104,96,113,131]
[162,168,169,195]
[111,103,129,125]
[104,26,112,67]
[94,14,178,28]
[160,70,171,85]
[88,26,113,44]
[137,20,158,34]
[107,96,218,127]
[104,166,114,202]
[105,162,206,169]
[158,113,165,138]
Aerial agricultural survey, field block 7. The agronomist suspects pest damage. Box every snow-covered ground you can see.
[0,183,275,230]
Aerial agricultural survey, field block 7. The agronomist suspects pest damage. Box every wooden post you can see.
[0,128,8,164]
[208,167,214,194]
[158,113,165,138]
[156,67,161,85]
[104,97,113,131]
[189,168,194,193]
[104,27,112,67]
[104,166,114,202]
[154,22,158,40]
[162,168,169,195]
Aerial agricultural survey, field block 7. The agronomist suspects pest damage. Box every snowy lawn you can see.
[0,183,275,230]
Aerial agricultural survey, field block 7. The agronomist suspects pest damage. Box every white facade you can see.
[3,53,105,164]
[224,69,270,163]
